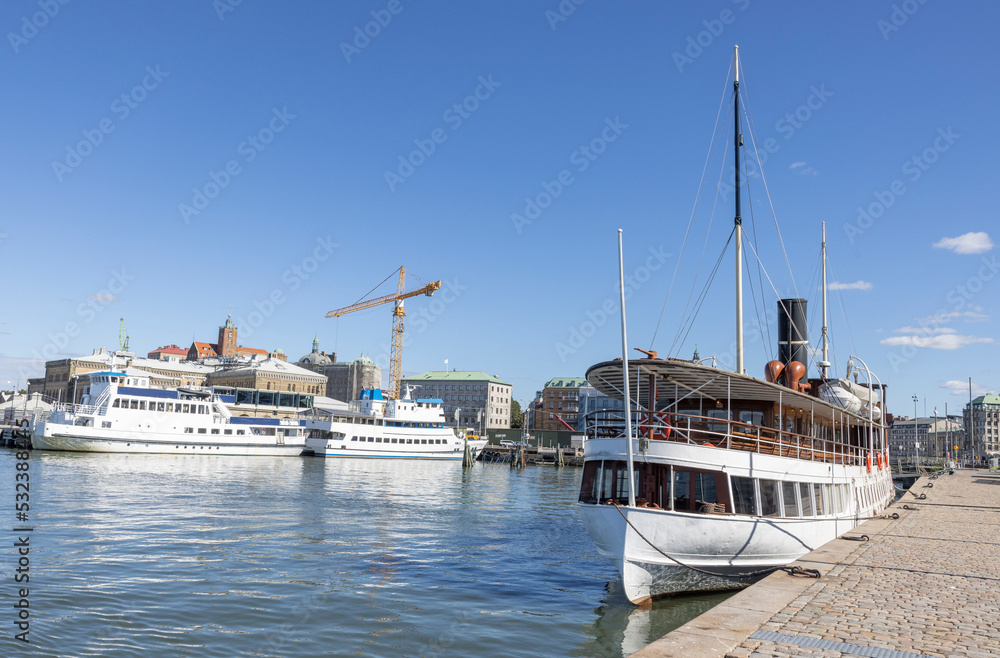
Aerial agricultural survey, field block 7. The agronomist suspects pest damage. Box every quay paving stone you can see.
[634,470,1000,657]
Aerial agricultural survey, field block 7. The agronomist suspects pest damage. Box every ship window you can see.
[376,437,382,443]
[813,483,826,515]
[112,399,120,408]
[139,401,146,410]
[579,461,602,503]
[406,439,412,444]
[157,402,165,412]
[781,481,799,516]
[198,405,206,414]
[130,400,138,409]
[182,404,190,413]
[799,482,814,516]
[694,472,718,508]
[826,484,838,514]
[167,404,174,412]
[224,430,232,435]
[184,428,193,433]
[760,479,780,517]
[672,470,691,511]
[368,437,374,442]
[707,409,729,433]
[391,438,397,443]
[237,430,244,435]
[211,429,219,435]
[351,436,357,441]
[739,410,766,427]
[102,421,111,428]
[731,476,755,515]
[198,428,207,434]
[421,439,427,444]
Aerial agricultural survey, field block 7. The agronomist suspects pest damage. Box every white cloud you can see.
[893,326,956,334]
[941,380,992,397]
[879,334,995,350]
[918,310,989,324]
[89,293,117,303]
[826,280,872,291]
[789,162,806,169]
[933,232,994,254]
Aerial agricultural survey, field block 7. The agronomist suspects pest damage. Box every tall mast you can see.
[618,229,636,508]
[734,45,744,375]
[821,222,829,379]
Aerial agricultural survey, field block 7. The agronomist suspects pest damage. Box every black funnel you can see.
[777,298,808,371]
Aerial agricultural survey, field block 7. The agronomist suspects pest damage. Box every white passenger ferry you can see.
[31,370,306,456]
[303,388,487,460]
[577,47,894,603]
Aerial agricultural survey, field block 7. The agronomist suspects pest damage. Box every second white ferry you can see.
[303,388,487,460]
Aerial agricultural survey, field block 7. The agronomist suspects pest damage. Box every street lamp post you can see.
[934,406,939,465]
[913,394,919,468]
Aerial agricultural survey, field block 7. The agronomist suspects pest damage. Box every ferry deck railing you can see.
[583,409,880,468]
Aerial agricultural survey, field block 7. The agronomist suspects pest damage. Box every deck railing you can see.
[583,409,880,468]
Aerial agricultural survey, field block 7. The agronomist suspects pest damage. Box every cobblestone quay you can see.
[634,469,1000,657]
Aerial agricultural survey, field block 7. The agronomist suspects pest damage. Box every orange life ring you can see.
[867,452,873,472]
[650,412,673,440]
[877,452,884,470]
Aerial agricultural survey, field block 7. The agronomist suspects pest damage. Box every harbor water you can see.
[2,450,731,656]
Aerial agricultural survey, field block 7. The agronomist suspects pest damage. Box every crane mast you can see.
[326,266,441,400]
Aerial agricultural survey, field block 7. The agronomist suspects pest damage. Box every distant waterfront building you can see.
[889,416,963,459]
[964,394,1000,456]
[535,377,587,432]
[295,337,380,402]
[206,358,326,396]
[401,371,511,429]
[147,344,188,361]
[187,315,269,361]
[39,348,213,403]
[577,384,626,431]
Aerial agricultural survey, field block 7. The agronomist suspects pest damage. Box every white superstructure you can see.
[303,389,487,460]
[577,358,894,603]
[31,370,306,456]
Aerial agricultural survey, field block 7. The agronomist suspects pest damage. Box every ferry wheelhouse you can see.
[303,389,487,460]
[31,370,307,456]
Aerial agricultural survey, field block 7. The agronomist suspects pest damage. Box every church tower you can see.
[218,315,237,357]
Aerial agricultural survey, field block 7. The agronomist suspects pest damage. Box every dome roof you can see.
[298,351,333,366]
[353,354,375,366]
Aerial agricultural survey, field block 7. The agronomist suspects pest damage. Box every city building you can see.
[889,415,964,459]
[38,348,213,403]
[577,384,626,431]
[965,394,1000,456]
[147,344,188,361]
[187,315,269,361]
[295,337,381,402]
[205,358,327,396]
[401,370,512,430]
[535,377,587,431]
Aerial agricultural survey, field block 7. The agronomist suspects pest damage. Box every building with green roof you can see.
[965,394,1000,456]
[401,370,511,429]
[536,376,588,432]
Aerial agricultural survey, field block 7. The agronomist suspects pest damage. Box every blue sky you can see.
[0,1,996,418]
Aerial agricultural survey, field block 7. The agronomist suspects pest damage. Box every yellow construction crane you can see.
[326,266,441,400]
